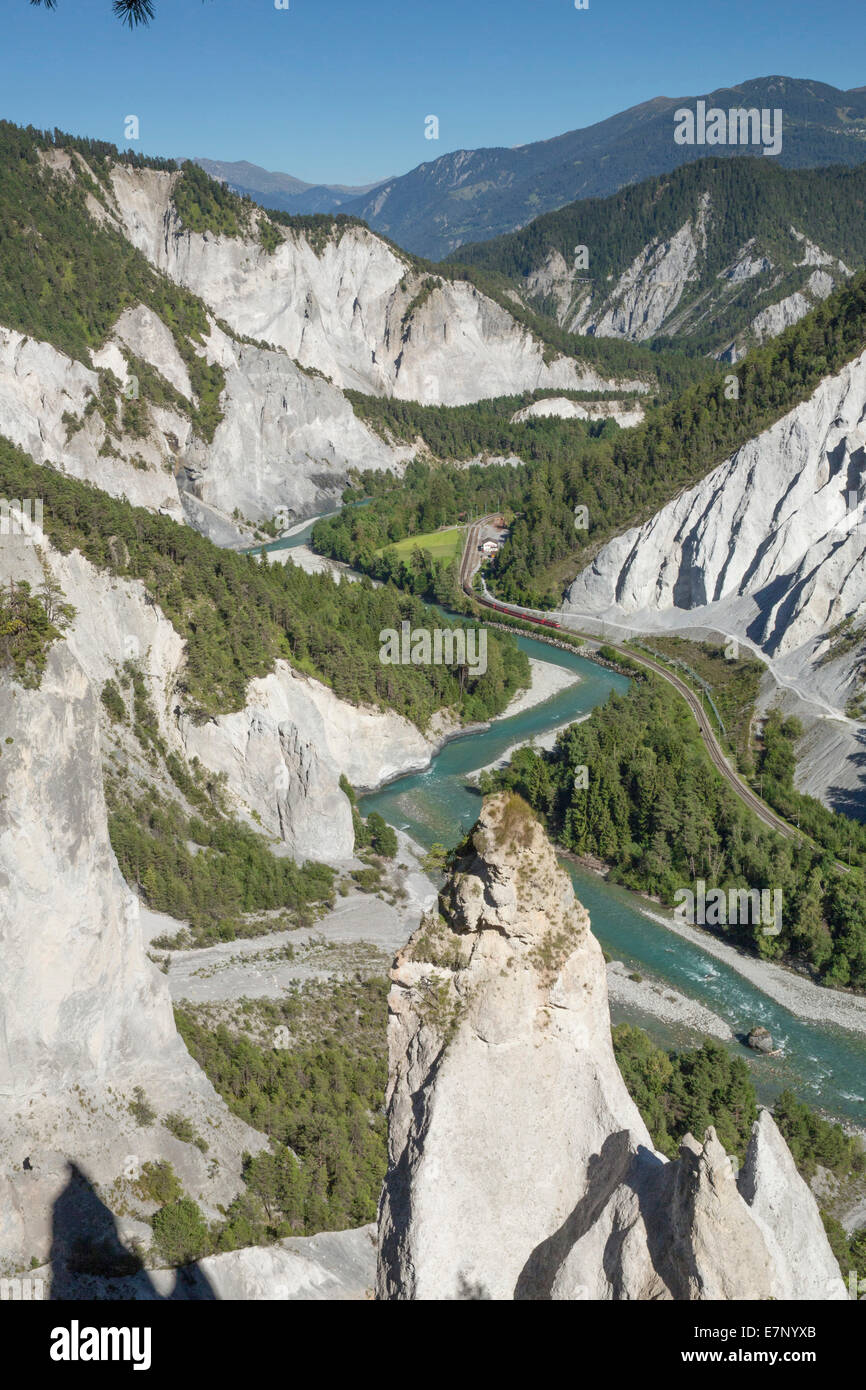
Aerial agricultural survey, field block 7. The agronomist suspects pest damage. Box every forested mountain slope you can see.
[0,123,413,540]
[337,76,866,259]
[448,157,865,359]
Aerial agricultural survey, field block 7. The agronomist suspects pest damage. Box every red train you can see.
[476,595,562,630]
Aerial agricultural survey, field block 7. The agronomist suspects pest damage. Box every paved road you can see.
[460,518,821,852]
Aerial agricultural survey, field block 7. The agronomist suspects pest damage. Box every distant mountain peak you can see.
[189,156,389,216]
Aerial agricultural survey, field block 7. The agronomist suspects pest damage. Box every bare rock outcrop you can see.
[738,1110,848,1300]
[23,1224,376,1301]
[0,325,187,521]
[377,793,654,1300]
[517,203,849,359]
[177,659,447,863]
[108,164,643,406]
[377,794,848,1300]
[562,346,866,812]
[0,646,265,1271]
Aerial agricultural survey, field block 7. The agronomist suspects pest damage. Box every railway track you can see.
[460,518,824,854]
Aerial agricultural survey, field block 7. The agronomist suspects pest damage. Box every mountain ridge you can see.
[191,156,389,216]
[209,76,866,259]
[445,155,866,358]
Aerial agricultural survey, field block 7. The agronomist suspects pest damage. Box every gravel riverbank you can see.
[635,906,866,1037]
[605,959,733,1040]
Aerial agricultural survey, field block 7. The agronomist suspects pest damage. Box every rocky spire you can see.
[377,792,655,1301]
[738,1109,849,1300]
[376,793,849,1301]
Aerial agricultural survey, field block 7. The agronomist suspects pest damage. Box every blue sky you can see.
[2,0,864,184]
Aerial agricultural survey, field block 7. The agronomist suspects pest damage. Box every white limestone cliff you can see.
[750,271,837,344]
[573,198,710,342]
[178,661,448,863]
[0,151,646,546]
[377,794,849,1300]
[0,305,409,546]
[0,643,266,1272]
[510,396,645,428]
[562,346,866,805]
[0,324,186,521]
[520,199,849,357]
[107,164,644,405]
[0,535,448,871]
[0,647,180,1093]
[738,1108,847,1301]
[182,318,410,536]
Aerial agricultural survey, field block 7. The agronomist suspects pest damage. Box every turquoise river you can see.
[260,518,866,1125]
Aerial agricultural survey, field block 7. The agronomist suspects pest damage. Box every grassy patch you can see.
[376,525,465,563]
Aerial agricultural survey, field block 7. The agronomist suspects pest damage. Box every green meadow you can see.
[377,525,465,562]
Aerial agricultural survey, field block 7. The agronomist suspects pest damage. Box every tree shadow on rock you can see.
[514,1132,667,1300]
[49,1161,216,1301]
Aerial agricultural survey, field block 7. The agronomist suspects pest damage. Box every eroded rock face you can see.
[0,325,187,521]
[178,659,445,863]
[377,794,849,1301]
[0,648,179,1090]
[0,303,408,547]
[510,396,645,429]
[657,1130,777,1301]
[574,202,709,342]
[107,165,643,406]
[738,1110,848,1301]
[377,793,654,1301]
[178,318,411,532]
[560,348,866,815]
[0,646,265,1270]
[518,204,849,358]
[0,537,439,870]
[563,348,866,703]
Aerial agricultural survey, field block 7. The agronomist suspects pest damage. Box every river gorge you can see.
[256,521,866,1130]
